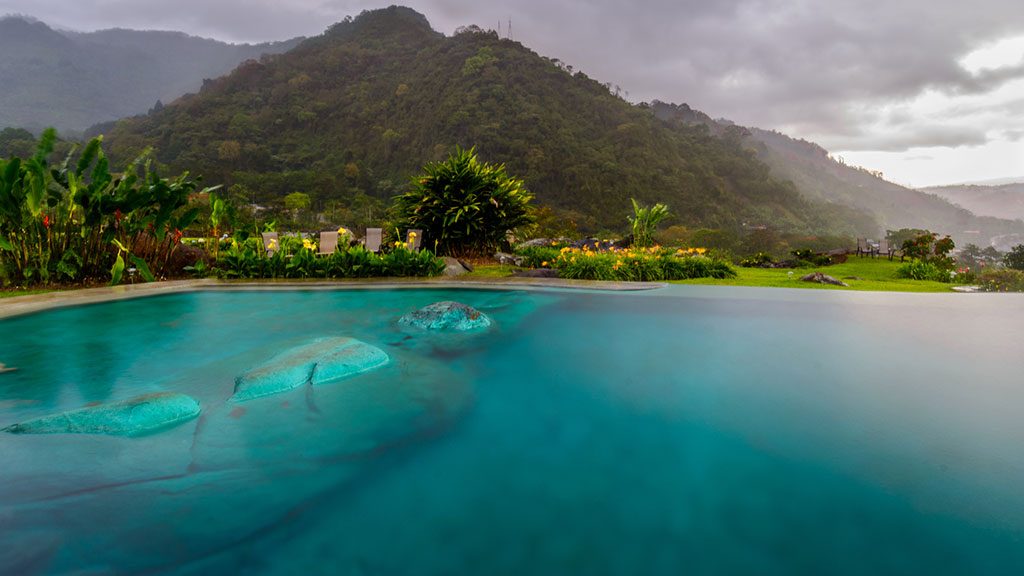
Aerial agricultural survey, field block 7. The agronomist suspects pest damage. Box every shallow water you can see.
[1,286,1023,574]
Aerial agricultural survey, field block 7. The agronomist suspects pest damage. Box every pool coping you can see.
[0,277,666,320]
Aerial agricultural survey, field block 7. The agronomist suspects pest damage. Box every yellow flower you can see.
[268,239,278,248]
[541,261,549,267]
[337,227,348,235]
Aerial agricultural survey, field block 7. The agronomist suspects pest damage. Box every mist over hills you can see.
[650,102,1024,246]
[922,183,1024,222]
[0,15,302,133]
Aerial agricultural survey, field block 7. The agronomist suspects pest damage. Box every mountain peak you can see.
[322,5,438,42]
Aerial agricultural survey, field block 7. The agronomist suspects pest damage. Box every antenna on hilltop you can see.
[508,18,513,41]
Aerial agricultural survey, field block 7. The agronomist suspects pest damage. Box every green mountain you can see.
[101,6,873,236]
[650,102,1024,246]
[0,16,302,134]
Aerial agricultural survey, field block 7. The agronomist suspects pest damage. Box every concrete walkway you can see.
[0,277,665,319]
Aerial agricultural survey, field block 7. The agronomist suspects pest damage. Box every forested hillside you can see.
[0,16,301,133]
[102,6,871,236]
[650,102,1024,245]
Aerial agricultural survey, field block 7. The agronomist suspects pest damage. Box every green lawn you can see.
[459,264,520,279]
[673,257,956,292]
[458,258,957,292]
[0,288,56,299]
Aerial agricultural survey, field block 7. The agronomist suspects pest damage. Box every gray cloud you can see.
[825,126,991,152]
[3,0,1024,152]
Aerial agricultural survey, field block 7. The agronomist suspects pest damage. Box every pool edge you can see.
[0,278,666,320]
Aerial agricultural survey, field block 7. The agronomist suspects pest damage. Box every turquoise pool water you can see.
[1,286,1023,574]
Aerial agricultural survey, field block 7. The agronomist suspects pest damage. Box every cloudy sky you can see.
[4,0,1024,187]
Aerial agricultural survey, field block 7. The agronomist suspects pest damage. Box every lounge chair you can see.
[261,232,279,256]
[365,228,383,253]
[406,229,423,251]
[876,238,893,260]
[318,231,339,255]
[856,237,868,257]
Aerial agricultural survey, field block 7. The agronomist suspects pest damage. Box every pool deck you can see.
[0,277,666,319]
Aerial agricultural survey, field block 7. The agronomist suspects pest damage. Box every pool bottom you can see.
[1,287,1023,574]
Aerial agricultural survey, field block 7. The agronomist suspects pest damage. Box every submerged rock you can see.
[399,301,491,331]
[233,337,389,402]
[2,392,200,437]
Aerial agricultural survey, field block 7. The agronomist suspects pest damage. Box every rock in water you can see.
[399,301,491,331]
[311,340,391,386]
[2,392,201,437]
[233,337,389,402]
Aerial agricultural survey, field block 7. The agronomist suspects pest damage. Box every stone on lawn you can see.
[399,301,491,331]
[233,337,389,402]
[3,392,201,437]
[800,272,849,287]
[441,257,470,277]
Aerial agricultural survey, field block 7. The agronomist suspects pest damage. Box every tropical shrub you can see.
[900,231,954,263]
[628,199,670,248]
[1004,244,1024,271]
[515,245,563,268]
[554,246,734,281]
[978,269,1024,292]
[896,260,947,282]
[0,129,209,286]
[391,147,534,257]
[740,252,775,267]
[208,242,444,279]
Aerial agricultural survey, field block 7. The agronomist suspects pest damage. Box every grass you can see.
[0,259,959,295]
[672,257,956,292]
[459,264,519,279]
[454,258,958,292]
[0,287,57,299]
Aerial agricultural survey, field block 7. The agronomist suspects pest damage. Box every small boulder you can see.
[801,272,849,287]
[233,337,389,402]
[516,238,569,249]
[399,301,491,331]
[494,252,524,266]
[441,257,470,277]
[3,392,201,437]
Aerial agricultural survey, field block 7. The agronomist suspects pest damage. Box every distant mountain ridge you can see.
[100,6,877,236]
[650,101,1024,246]
[0,15,303,133]
[922,183,1024,222]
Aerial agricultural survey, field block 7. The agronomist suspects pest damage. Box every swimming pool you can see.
[1,286,1023,574]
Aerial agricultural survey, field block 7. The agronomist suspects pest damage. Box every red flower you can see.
[42,214,51,229]
[115,209,123,222]
[172,228,183,244]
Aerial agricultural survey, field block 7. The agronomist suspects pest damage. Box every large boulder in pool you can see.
[2,392,200,437]
[233,337,389,402]
[399,301,491,331]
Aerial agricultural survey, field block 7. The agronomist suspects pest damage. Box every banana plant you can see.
[110,239,155,285]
